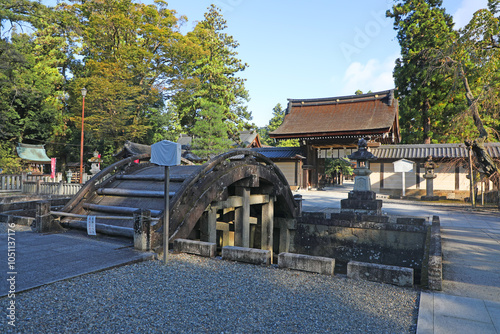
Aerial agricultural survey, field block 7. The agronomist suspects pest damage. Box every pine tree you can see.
[387,0,459,144]
[191,101,233,159]
[174,5,251,141]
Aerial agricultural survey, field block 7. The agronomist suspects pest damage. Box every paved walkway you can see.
[0,229,153,297]
[297,183,500,333]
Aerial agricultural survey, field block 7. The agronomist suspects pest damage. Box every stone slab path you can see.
[0,229,153,297]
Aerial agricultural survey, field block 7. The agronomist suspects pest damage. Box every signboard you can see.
[393,159,414,173]
[151,140,181,166]
[393,159,414,197]
[86,216,96,236]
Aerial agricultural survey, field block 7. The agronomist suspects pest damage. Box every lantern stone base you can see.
[341,191,382,214]
[421,195,440,201]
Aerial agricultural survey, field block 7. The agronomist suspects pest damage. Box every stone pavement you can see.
[0,229,154,297]
[297,183,500,333]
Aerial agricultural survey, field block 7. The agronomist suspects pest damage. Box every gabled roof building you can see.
[270,90,400,188]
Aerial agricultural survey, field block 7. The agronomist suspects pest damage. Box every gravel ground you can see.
[1,253,418,333]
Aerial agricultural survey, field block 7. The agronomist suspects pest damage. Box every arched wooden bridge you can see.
[57,150,300,256]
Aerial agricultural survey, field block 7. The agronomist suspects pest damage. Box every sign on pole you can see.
[150,140,181,263]
[393,159,414,197]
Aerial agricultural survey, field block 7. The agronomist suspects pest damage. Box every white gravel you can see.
[1,253,418,333]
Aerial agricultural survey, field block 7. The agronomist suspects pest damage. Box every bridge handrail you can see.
[170,149,294,205]
[61,153,150,213]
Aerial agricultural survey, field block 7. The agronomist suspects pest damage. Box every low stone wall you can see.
[222,246,271,265]
[347,261,414,287]
[0,197,70,225]
[173,239,217,258]
[278,252,335,275]
[427,216,442,290]
[290,211,429,284]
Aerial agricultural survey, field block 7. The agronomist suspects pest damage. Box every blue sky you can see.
[46,0,488,127]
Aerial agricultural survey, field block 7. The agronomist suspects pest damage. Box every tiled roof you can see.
[114,141,151,159]
[269,90,398,140]
[16,143,51,163]
[370,143,500,159]
[239,130,261,148]
[252,147,305,159]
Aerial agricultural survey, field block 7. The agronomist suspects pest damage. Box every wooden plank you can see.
[211,194,270,209]
[82,203,162,217]
[115,174,188,182]
[96,188,175,198]
[65,220,134,238]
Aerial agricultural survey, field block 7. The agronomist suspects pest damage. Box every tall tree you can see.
[62,0,189,162]
[191,101,232,159]
[430,6,500,176]
[0,3,66,158]
[387,0,459,144]
[259,103,284,146]
[260,102,299,147]
[173,5,252,141]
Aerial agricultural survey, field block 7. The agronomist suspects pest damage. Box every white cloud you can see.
[339,55,398,95]
[452,0,488,28]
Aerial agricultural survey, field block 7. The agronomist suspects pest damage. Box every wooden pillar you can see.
[307,145,318,188]
[261,198,274,262]
[234,186,250,247]
[200,206,217,244]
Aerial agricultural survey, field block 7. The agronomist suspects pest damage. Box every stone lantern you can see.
[88,150,103,175]
[421,156,439,201]
[340,138,382,214]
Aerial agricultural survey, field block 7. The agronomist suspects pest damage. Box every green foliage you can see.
[325,158,353,177]
[388,0,460,144]
[0,142,24,174]
[64,0,186,159]
[191,101,233,159]
[0,0,44,33]
[259,103,285,146]
[0,1,253,166]
[173,5,251,141]
[0,27,65,145]
[276,139,299,147]
[428,7,500,141]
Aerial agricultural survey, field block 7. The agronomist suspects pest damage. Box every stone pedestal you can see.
[341,191,382,214]
[340,138,382,214]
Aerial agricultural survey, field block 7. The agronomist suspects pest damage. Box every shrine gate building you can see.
[269,90,400,188]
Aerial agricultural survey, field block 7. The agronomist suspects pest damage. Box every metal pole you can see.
[402,172,406,197]
[80,88,87,184]
[163,165,170,263]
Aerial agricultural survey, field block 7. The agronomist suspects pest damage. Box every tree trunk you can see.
[423,99,431,144]
[459,66,488,139]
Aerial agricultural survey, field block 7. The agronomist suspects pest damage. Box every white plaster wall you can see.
[371,162,471,191]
